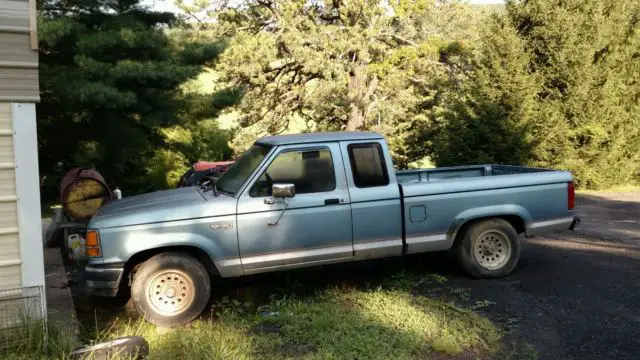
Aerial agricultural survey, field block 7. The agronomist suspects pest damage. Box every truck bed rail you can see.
[396,164,551,183]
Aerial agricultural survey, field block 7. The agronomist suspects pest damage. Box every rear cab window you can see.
[347,143,389,188]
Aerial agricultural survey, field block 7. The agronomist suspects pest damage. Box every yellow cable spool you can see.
[60,168,113,220]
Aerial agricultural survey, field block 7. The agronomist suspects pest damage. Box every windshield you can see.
[216,144,272,195]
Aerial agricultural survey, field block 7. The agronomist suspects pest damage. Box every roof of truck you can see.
[256,131,383,146]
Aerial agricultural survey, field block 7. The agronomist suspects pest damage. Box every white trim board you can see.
[11,103,45,289]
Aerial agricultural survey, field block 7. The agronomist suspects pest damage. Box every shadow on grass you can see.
[76,252,504,359]
[144,285,501,360]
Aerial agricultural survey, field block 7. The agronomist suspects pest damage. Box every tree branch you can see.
[364,75,379,99]
[379,34,419,48]
[319,14,342,23]
[256,0,281,22]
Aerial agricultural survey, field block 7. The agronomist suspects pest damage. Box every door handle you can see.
[324,198,340,205]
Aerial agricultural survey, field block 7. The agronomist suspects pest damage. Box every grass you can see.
[4,269,502,360]
[1,319,76,360]
[41,204,61,219]
[407,156,435,170]
[501,342,539,360]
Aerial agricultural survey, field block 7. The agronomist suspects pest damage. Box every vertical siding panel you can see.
[0,103,10,129]
[0,131,14,163]
[0,103,21,289]
[0,265,21,289]
[0,0,40,101]
[0,168,16,196]
[0,233,20,262]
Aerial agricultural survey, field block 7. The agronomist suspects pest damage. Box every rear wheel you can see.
[456,219,520,278]
[131,252,210,327]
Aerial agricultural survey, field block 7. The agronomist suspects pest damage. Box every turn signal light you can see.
[85,230,102,257]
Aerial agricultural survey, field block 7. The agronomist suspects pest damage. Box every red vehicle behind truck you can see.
[176,161,234,188]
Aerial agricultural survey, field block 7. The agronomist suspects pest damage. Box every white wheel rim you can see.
[147,270,195,316]
[473,230,512,270]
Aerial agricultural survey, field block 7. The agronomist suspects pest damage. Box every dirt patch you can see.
[43,248,80,345]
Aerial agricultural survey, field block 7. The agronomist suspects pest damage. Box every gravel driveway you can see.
[450,192,640,360]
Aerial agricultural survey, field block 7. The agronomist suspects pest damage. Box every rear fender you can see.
[447,205,532,243]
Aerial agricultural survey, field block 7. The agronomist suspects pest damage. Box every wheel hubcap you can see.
[473,230,512,270]
[147,270,194,316]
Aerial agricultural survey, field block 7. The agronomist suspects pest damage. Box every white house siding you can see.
[0,0,39,102]
[0,103,21,289]
[0,0,45,333]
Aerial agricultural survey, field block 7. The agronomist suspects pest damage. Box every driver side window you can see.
[250,148,336,197]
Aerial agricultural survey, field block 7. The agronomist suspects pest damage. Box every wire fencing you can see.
[0,285,46,352]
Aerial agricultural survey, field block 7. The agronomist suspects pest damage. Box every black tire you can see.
[70,336,148,360]
[456,218,520,278]
[131,252,211,327]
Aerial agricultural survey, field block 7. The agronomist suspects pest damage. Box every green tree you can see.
[184,0,474,165]
[426,0,640,188]
[419,14,539,167]
[508,0,640,188]
[37,0,235,197]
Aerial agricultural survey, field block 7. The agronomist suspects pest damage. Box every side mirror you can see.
[266,184,295,226]
[272,183,295,199]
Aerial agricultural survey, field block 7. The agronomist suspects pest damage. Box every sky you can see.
[144,0,505,13]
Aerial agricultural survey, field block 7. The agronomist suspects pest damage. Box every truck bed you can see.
[396,164,574,255]
[396,164,551,183]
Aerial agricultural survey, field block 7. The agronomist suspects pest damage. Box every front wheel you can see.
[456,218,521,278]
[131,252,211,327]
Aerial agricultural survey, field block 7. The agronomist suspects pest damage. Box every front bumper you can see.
[85,263,124,297]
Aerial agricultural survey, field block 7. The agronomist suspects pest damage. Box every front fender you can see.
[446,204,532,242]
[121,233,218,261]
[93,215,241,277]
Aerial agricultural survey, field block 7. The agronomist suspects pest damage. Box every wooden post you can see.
[29,0,37,50]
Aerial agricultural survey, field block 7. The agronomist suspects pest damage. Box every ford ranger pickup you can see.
[84,132,580,326]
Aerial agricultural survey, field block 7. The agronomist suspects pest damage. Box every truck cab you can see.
[219,132,403,274]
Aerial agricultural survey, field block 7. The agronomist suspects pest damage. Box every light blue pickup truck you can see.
[85,132,579,326]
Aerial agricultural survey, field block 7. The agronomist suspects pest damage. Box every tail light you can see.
[567,181,575,210]
[85,230,102,257]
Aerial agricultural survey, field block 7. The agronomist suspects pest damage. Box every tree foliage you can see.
[36,0,639,195]
[37,0,236,199]
[419,14,539,167]
[188,0,475,166]
[513,0,640,188]
[423,0,640,188]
